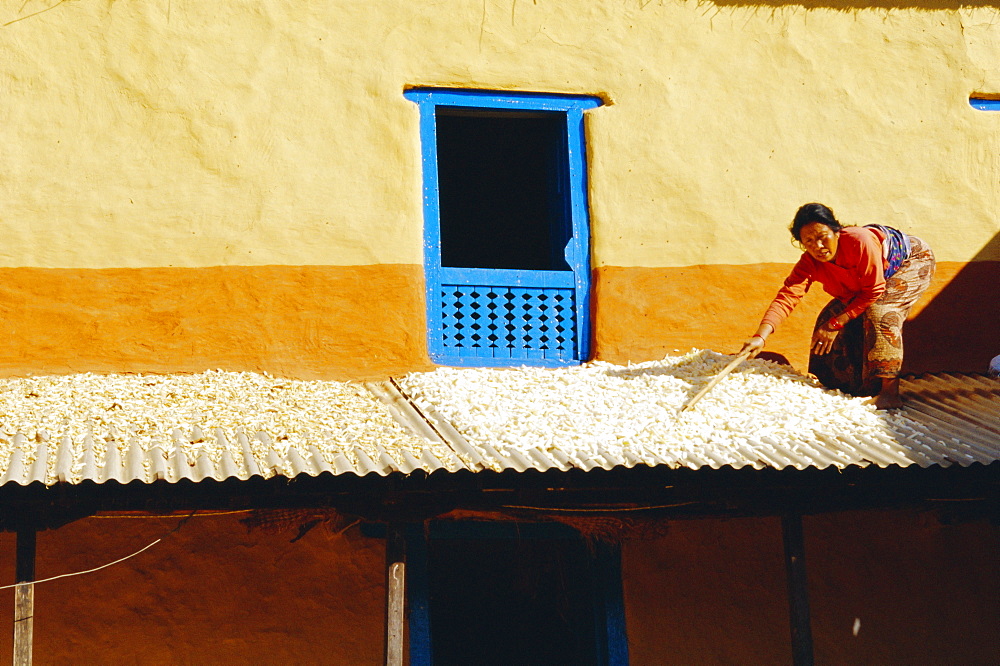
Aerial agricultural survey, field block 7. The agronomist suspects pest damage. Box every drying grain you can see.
[0,370,433,483]
[399,349,926,469]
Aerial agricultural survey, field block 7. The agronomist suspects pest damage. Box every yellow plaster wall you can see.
[2,0,998,270]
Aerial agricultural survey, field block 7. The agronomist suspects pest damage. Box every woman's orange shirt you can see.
[761,226,887,331]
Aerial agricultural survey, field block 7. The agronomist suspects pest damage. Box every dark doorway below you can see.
[427,535,599,666]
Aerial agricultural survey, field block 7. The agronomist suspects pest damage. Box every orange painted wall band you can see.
[592,261,998,375]
[0,261,992,379]
[0,265,433,380]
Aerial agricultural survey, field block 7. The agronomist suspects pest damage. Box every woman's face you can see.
[799,222,839,262]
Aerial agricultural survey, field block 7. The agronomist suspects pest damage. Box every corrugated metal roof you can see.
[0,373,996,487]
[0,371,461,486]
[0,427,460,487]
[386,371,1000,474]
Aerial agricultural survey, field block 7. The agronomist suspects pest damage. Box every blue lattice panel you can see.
[439,284,577,360]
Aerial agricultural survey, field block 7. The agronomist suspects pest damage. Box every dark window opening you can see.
[427,535,599,666]
[435,109,572,271]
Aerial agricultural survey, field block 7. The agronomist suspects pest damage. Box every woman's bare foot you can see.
[874,378,903,410]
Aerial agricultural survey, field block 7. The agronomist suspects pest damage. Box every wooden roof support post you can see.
[782,513,814,666]
[13,526,36,666]
[384,524,406,666]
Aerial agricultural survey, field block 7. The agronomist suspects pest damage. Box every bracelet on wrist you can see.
[827,318,844,331]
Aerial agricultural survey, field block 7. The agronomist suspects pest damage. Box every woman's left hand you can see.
[811,316,845,355]
[811,326,839,355]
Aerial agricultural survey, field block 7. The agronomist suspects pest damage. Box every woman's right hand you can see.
[740,335,766,358]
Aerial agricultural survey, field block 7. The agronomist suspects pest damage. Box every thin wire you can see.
[500,501,698,513]
[0,539,162,590]
[1,510,196,590]
[87,509,254,519]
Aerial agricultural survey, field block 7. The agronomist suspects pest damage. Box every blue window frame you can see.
[970,97,1000,111]
[404,521,629,666]
[404,89,602,367]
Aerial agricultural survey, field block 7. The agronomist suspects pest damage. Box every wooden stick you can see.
[14,527,36,666]
[679,350,752,412]
[384,525,406,666]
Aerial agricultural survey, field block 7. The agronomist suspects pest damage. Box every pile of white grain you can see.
[0,352,924,481]
[0,370,431,480]
[399,349,917,464]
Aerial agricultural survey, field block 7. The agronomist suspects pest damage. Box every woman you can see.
[741,203,935,409]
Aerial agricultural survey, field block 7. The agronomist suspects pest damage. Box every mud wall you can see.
[0,507,995,663]
[622,509,1000,664]
[0,513,386,664]
[0,0,997,377]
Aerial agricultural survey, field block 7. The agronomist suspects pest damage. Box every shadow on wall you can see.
[711,0,999,8]
[904,232,1000,374]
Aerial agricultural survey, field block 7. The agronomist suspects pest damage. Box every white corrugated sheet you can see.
[0,370,456,485]
[0,360,996,486]
[393,354,1000,473]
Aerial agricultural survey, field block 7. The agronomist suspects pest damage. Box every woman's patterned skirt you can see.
[808,236,936,396]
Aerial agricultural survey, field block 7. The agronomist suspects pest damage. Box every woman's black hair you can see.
[790,203,842,241]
